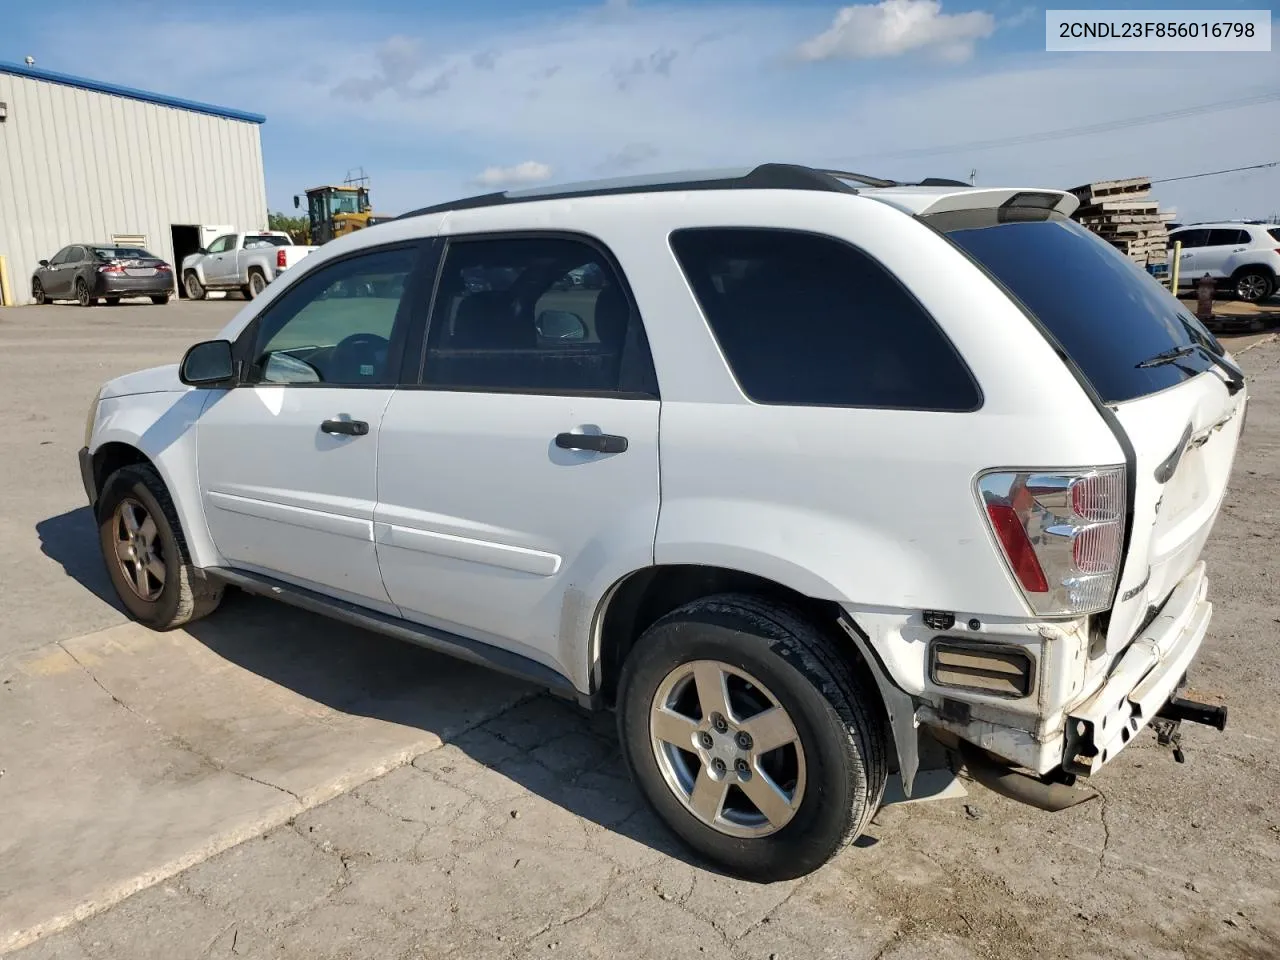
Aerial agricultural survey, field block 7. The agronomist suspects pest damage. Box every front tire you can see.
[97,463,223,630]
[617,595,888,882]
[184,272,207,301]
[32,278,46,305]
[1232,268,1275,304]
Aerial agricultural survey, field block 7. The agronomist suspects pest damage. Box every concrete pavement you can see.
[1,302,1278,959]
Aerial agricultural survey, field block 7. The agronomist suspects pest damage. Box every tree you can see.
[268,211,310,243]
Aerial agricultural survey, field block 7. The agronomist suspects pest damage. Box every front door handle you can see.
[321,418,369,436]
[555,432,628,454]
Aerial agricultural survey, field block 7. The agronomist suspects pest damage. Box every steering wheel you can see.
[329,332,389,382]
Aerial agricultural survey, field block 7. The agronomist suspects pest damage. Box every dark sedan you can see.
[32,244,174,306]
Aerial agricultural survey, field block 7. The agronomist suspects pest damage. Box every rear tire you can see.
[75,278,94,307]
[244,270,267,300]
[105,297,121,306]
[150,295,170,305]
[97,463,223,630]
[617,594,888,882]
[1232,268,1275,304]
[184,272,206,301]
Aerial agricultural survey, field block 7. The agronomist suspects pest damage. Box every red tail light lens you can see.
[978,466,1126,616]
[155,263,171,272]
[985,503,1049,593]
[277,249,287,269]
[98,263,125,273]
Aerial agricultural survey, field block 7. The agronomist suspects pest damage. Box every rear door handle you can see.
[321,418,369,436]
[555,432,628,454]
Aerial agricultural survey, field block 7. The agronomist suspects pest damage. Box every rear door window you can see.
[1206,229,1247,247]
[669,228,980,410]
[927,210,1223,404]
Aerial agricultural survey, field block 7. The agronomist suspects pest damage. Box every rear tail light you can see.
[98,263,125,274]
[977,466,1126,616]
[155,263,171,272]
[277,249,287,269]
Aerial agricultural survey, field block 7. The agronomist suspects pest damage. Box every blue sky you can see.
[5,0,1278,221]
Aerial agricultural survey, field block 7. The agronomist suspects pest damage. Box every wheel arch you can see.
[589,563,922,791]
[1231,261,1277,279]
[90,393,222,569]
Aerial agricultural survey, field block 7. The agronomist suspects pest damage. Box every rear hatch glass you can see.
[925,208,1246,651]
[922,211,1225,404]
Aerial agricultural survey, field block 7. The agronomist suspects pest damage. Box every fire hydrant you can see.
[1196,274,1215,323]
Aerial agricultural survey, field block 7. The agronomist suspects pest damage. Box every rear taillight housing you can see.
[98,263,125,274]
[977,466,1126,617]
[277,249,287,269]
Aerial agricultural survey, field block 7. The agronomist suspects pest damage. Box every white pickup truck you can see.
[181,231,317,301]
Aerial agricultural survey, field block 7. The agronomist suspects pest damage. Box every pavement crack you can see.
[57,641,152,725]
[1093,785,1114,879]
[56,640,303,805]
[524,869,620,945]
[729,880,804,946]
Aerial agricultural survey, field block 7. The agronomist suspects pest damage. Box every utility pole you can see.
[969,168,977,186]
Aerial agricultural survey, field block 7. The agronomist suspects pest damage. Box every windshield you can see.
[328,192,366,215]
[93,247,154,260]
[925,210,1224,404]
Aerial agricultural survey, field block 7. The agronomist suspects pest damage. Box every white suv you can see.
[79,164,1247,881]
[1168,220,1280,303]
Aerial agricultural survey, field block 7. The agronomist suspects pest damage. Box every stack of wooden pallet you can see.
[1067,177,1176,267]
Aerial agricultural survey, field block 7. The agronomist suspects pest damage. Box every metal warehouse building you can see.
[0,60,267,305]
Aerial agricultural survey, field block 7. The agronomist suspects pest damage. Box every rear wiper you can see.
[1135,345,1195,368]
[1135,343,1245,395]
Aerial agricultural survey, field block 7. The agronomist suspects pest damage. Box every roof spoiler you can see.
[868,187,1079,219]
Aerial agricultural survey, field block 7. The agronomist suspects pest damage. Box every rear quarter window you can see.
[926,211,1224,404]
[669,228,981,411]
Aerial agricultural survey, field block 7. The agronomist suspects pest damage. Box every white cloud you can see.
[473,161,554,187]
[797,0,996,62]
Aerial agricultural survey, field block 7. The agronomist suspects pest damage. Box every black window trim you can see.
[667,225,984,414]
[406,228,661,401]
[229,238,435,391]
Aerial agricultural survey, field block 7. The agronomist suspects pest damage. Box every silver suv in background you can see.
[1168,221,1280,303]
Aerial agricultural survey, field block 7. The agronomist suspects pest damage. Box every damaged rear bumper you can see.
[1064,561,1213,776]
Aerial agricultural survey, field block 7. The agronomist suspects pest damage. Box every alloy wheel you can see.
[1236,273,1270,303]
[649,659,806,838]
[76,279,90,306]
[111,497,166,602]
[32,279,45,304]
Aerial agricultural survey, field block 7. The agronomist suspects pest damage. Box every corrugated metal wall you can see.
[0,72,267,304]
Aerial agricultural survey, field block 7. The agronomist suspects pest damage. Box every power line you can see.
[819,89,1280,164]
[1152,160,1278,184]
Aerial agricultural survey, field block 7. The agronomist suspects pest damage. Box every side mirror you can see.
[180,340,235,386]
[38,259,49,267]
[536,310,587,341]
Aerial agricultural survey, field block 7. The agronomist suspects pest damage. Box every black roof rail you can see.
[396,163,900,220]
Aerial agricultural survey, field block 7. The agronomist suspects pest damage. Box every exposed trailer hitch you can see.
[1152,695,1227,763]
